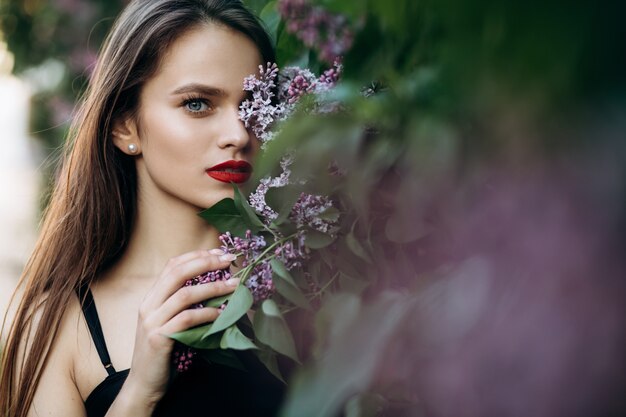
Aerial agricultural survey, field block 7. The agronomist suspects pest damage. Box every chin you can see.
[202,189,235,209]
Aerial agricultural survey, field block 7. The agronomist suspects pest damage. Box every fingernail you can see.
[209,248,225,255]
[225,278,240,286]
[219,253,237,262]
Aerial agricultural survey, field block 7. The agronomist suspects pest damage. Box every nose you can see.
[216,106,252,150]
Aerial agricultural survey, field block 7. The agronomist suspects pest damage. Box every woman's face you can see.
[132,23,262,210]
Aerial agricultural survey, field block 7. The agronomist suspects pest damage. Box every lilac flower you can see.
[173,346,195,373]
[289,193,338,235]
[278,67,318,104]
[318,58,343,88]
[278,59,342,105]
[245,261,275,303]
[278,0,354,63]
[239,62,291,145]
[274,231,309,270]
[174,267,232,372]
[219,230,267,267]
[248,155,294,222]
[239,59,343,146]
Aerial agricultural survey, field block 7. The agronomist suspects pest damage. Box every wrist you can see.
[106,372,162,416]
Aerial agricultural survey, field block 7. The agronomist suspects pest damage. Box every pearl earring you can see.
[128,143,138,154]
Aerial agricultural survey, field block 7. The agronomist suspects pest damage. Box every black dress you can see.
[77,284,285,417]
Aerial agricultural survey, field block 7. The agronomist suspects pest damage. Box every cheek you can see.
[140,103,206,158]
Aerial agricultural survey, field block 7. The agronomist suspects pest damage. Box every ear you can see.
[112,116,141,156]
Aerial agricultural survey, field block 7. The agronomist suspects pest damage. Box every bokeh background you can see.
[1,0,625,416]
[0,0,127,331]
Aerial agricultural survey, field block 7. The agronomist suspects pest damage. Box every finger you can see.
[149,254,236,307]
[160,249,223,277]
[160,306,222,336]
[143,249,226,302]
[154,278,240,324]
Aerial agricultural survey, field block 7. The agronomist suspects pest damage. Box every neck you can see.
[110,192,220,285]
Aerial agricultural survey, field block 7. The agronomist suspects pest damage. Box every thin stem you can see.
[230,233,298,282]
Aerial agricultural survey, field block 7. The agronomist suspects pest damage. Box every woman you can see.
[0,0,284,415]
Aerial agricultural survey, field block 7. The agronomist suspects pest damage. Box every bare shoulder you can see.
[16,292,87,416]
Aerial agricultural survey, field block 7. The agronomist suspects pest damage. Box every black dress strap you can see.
[76,282,117,376]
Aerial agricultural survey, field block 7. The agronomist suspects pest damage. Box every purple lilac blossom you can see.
[278,67,318,104]
[219,230,267,268]
[245,261,276,304]
[289,192,338,235]
[248,155,294,222]
[274,231,309,270]
[238,62,290,146]
[278,59,342,105]
[318,58,342,88]
[173,267,232,372]
[172,346,195,373]
[278,0,354,63]
[238,60,342,147]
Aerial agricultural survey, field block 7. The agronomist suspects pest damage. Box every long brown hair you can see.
[0,1,274,415]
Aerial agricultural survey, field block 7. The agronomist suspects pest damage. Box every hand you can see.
[122,249,238,408]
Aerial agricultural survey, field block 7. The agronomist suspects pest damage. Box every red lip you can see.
[206,160,253,184]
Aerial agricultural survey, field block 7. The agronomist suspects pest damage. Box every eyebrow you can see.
[170,83,227,97]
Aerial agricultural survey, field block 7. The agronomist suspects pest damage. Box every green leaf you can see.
[254,299,299,362]
[259,1,280,45]
[289,268,310,290]
[254,347,286,383]
[242,0,271,15]
[319,248,336,269]
[220,325,258,350]
[313,293,360,356]
[318,0,366,19]
[304,230,336,249]
[198,198,249,237]
[276,27,306,67]
[270,258,297,287]
[204,293,230,309]
[199,332,223,349]
[282,293,413,417]
[274,274,311,310]
[346,231,372,264]
[169,323,213,348]
[270,185,302,226]
[233,185,265,230]
[205,285,253,337]
[318,206,341,223]
[199,349,246,372]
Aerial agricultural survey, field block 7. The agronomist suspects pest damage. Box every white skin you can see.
[26,23,262,416]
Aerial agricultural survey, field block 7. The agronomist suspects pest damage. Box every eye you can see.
[181,96,213,115]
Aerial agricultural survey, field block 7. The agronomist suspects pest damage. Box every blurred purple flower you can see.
[377,160,626,416]
[279,67,318,104]
[278,0,354,63]
[48,95,74,127]
[52,0,97,22]
[68,48,98,77]
[278,59,343,105]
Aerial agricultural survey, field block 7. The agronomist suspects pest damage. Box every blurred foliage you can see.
[0,0,126,151]
[2,0,624,415]
[245,0,626,416]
